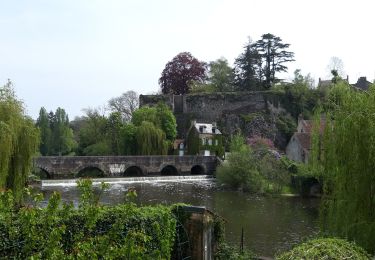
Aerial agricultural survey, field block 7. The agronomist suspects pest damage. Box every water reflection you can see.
[37,179,319,256]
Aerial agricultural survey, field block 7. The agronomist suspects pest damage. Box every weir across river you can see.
[33,155,218,179]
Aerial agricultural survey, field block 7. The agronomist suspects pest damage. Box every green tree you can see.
[121,123,137,155]
[131,106,158,126]
[273,69,320,119]
[234,38,262,90]
[135,121,168,155]
[77,108,110,155]
[50,107,76,155]
[132,103,177,141]
[156,102,177,141]
[0,80,39,202]
[217,134,264,192]
[253,33,295,88]
[312,82,375,253]
[36,107,51,156]
[293,69,314,88]
[106,112,124,155]
[208,58,235,92]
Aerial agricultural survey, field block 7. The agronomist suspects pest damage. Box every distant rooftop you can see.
[318,76,373,91]
[352,76,372,91]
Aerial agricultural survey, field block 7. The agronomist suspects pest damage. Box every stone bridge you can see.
[33,155,218,179]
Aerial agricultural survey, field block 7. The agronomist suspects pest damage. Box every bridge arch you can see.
[123,166,144,177]
[160,165,179,176]
[301,177,322,197]
[76,166,105,178]
[34,166,52,179]
[191,165,205,175]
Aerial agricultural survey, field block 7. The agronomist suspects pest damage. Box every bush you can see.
[276,238,371,260]
[215,243,256,260]
[216,144,264,193]
[217,134,290,193]
[0,180,176,259]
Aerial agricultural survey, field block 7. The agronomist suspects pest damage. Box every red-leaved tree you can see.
[159,52,206,94]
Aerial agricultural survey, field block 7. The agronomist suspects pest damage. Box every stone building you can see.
[285,132,311,163]
[186,121,224,157]
[286,116,325,163]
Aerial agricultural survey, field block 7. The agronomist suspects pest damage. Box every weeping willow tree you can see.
[0,80,39,202]
[311,82,375,253]
[135,121,168,155]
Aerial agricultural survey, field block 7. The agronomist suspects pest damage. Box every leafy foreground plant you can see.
[0,179,176,259]
[215,243,256,260]
[276,238,371,260]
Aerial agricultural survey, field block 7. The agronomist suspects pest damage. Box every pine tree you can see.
[253,33,295,88]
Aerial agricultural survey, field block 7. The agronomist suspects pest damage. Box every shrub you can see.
[215,243,256,260]
[276,238,370,260]
[216,137,264,192]
[0,181,176,259]
[217,134,290,193]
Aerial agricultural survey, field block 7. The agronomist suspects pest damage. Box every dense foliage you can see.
[36,107,76,156]
[276,238,370,259]
[132,103,177,141]
[75,108,111,155]
[215,243,256,260]
[75,102,176,156]
[235,34,294,90]
[0,180,177,259]
[216,134,289,193]
[271,69,321,120]
[136,121,168,155]
[0,80,39,202]
[159,52,207,94]
[311,82,375,253]
[207,58,235,92]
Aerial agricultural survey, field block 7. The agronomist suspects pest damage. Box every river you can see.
[37,176,319,257]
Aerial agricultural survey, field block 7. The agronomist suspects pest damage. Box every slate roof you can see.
[299,119,326,134]
[194,123,222,134]
[352,77,372,91]
[294,133,311,152]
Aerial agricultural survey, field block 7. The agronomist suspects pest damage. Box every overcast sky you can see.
[1,0,374,119]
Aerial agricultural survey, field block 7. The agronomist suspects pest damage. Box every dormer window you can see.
[199,126,204,133]
[212,127,216,134]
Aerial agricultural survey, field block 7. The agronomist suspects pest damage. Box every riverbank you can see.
[32,177,319,256]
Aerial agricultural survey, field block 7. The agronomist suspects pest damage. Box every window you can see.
[215,139,218,146]
[202,138,205,145]
[208,139,212,146]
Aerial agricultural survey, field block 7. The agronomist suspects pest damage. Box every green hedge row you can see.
[0,181,176,259]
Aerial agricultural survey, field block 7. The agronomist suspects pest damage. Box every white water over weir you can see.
[42,175,214,187]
